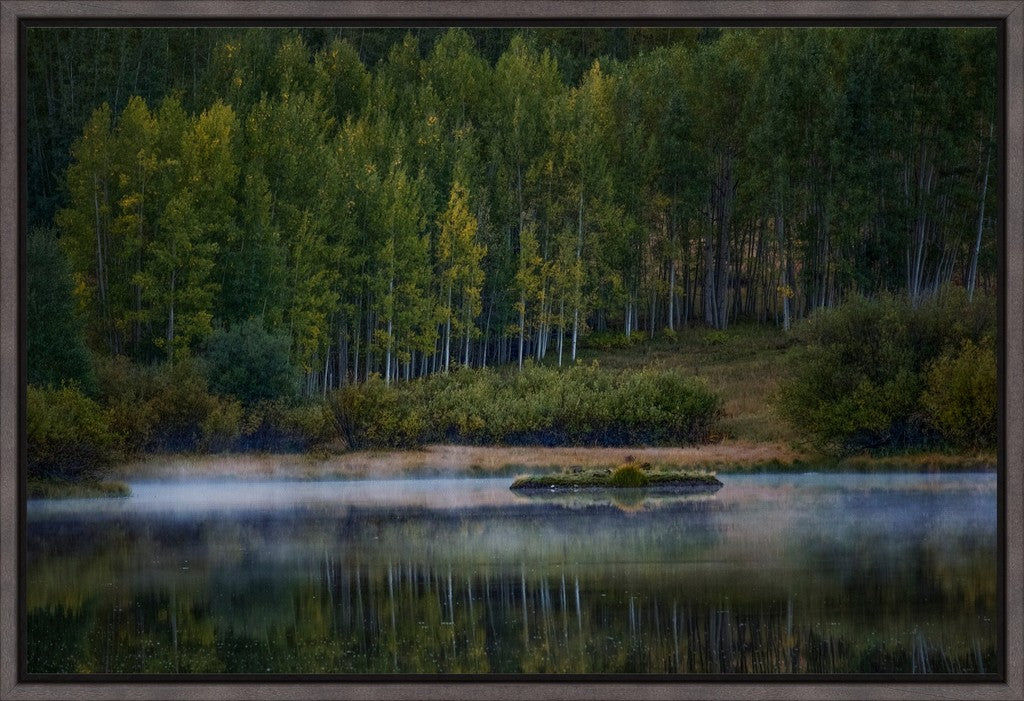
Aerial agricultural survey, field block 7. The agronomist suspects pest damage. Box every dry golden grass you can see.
[118,441,806,481]
[576,324,799,443]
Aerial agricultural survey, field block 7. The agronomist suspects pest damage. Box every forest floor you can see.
[115,325,994,482]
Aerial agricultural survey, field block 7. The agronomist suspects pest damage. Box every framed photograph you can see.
[1,1,1021,699]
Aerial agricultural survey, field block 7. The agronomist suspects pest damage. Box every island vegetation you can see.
[510,462,723,492]
[25,27,997,495]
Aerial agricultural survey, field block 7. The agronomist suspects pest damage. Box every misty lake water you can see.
[26,472,997,675]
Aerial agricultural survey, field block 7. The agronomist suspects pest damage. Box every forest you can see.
[25,26,999,476]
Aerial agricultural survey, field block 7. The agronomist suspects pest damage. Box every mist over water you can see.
[27,472,997,674]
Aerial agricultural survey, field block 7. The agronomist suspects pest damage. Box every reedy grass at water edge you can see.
[27,479,131,499]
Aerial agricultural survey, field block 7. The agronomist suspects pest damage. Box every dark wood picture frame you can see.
[1,1,1021,699]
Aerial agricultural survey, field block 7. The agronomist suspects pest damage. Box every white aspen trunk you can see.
[668,259,675,331]
[968,123,993,301]
[558,299,565,367]
[649,292,656,339]
[572,190,583,362]
[385,317,393,386]
[323,340,330,397]
[463,306,471,367]
[518,293,526,371]
[352,320,361,384]
[571,306,579,363]
[704,183,718,329]
[776,208,790,332]
[444,285,452,373]
[482,301,491,369]
[166,264,176,362]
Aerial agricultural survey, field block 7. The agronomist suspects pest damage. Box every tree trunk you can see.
[385,277,394,386]
[166,266,175,362]
[968,122,993,301]
[572,191,583,362]
[444,285,452,373]
[558,298,564,367]
[517,292,526,371]
[668,259,675,331]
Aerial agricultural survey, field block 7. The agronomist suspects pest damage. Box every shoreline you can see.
[29,443,997,499]
[109,442,997,482]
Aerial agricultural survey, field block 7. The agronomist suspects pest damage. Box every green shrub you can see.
[200,397,244,452]
[779,290,996,454]
[27,385,117,479]
[95,356,218,452]
[237,400,342,452]
[332,377,426,448]
[280,403,342,449]
[331,364,720,449]
[202,319,297,405]
[922,337,997,449]
[608,463,649,487]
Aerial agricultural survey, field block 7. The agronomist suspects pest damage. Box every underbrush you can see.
[779,289,996,455]
[332,363,721,449]
[28,360,722,480]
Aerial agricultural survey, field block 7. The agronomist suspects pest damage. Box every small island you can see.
[510,461,723,493]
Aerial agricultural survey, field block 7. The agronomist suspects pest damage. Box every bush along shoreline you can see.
[27,361,722,486]
[27,290,996,491]
[778,289,996,456]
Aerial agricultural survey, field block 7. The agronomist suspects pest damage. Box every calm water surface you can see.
[26,472,997,674]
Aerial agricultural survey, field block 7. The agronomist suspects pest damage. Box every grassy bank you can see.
[576,324,799,444]
[27,479,131,499]
[111,443,995,483]
[117,445,776,481]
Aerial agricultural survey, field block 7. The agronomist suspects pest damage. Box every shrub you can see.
[200,397,244,452]
[779,290,996,454]
[331,364,720,449]
[95,356,218,452]
[331,377,426,449]
[202,319,297,405]
[922,337,997,449]
[236,400,342,452]
[608,463,649,488]
[27,385,117,480]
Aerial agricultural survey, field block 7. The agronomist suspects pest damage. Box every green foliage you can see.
[95,356,218,452]
[607,463,649,487]
[203,318,297,405]
[780,291,996,454]
[240,401,342,452]
[27,385,116,480]
[92,356,339,454]
[332,364,720,449]
[921,337,997,449]
[199,397,244,452]
[26,229,96,393]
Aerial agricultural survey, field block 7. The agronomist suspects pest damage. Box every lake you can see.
[26,472,997,675]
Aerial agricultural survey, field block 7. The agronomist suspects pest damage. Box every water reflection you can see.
[26,473,997,674]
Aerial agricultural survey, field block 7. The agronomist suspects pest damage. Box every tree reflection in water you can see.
[26,474,997,674]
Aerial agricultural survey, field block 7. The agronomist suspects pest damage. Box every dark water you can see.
[26,473,997,675]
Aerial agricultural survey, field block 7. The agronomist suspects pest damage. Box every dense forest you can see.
[28,27,998,397]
